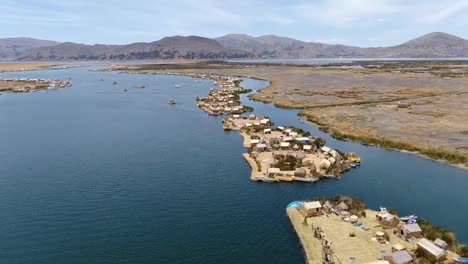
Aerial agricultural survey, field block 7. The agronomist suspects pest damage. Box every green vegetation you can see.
[313,138,326,147]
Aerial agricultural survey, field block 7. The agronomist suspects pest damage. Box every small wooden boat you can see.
[168,99,176,105]
[137,85,145,89]
[275,175,295,182]
[261,177,277,183]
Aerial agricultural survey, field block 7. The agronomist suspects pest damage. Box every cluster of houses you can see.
[300,200,454,264]
[0,77,71,93]
[196,77,252,115]
[223,113,354,182]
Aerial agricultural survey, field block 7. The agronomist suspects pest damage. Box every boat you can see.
[113,81,117,85]
[168,99,176,105]
[174,84,181,88]
[124,89,128,92]
[261,177,278,183]
[137,85,145,89]
[275,175,295,182]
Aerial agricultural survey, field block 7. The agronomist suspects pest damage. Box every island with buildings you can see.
[0,77,71,93]
[194,74,359,182]
[287,196,468,263]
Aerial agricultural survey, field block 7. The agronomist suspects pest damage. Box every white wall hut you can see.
[303,145,312,152]
[280,142,290,149]
[417,238,447,261]
[303,201,322,217]
[263,128,272,134]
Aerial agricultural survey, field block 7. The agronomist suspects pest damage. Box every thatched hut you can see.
[322,201,333,214]
[337,201,349,213]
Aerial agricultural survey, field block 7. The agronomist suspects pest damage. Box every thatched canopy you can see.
[337,201,349,211]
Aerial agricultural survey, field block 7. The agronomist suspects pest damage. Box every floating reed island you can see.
[0,77,71,93]
[287,196,467,264]
[195,75,360,183]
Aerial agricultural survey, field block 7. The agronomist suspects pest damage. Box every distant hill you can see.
[1,32,467,60]
[0,37,59,59]
[17,36,251,60]
[217,32,468,58]
[368,32,468,58]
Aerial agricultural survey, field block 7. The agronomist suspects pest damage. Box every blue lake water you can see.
[0,67,467,264]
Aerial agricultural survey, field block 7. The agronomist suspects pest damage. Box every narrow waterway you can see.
[0,67,466,264]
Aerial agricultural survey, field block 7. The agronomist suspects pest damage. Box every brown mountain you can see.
[18,36,251,60]
[0,37,59,59]
[367,32,468,58]
[217,32,468,58]
[3,32,468,60]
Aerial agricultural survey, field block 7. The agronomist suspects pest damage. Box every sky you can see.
[1,0,467,47]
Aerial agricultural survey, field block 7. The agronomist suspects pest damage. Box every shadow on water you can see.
[0,67,466,264]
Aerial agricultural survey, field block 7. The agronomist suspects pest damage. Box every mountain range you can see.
[1,32,467,61]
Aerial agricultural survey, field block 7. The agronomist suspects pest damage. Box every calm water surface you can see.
[0,67,467,264]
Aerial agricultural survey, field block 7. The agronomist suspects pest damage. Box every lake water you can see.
[0,67,467,264]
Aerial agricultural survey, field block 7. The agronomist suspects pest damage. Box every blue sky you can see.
[1,0,467,47]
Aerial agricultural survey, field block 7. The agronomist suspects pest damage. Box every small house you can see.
[250,139,260,145]
[386,250,413,264]
[295,137,311,142]
[377,210,400,228]
[399,223,423,239]
[322,201,333,214]
[434,238,448,250]
[255,143,267,152]
[321,146,332,153]
[303,201,322,217]
[417,238,446,261]
[277,126,285,131]
[263,128,272,134]
[280,142,290,149]
[303,145,312,152]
